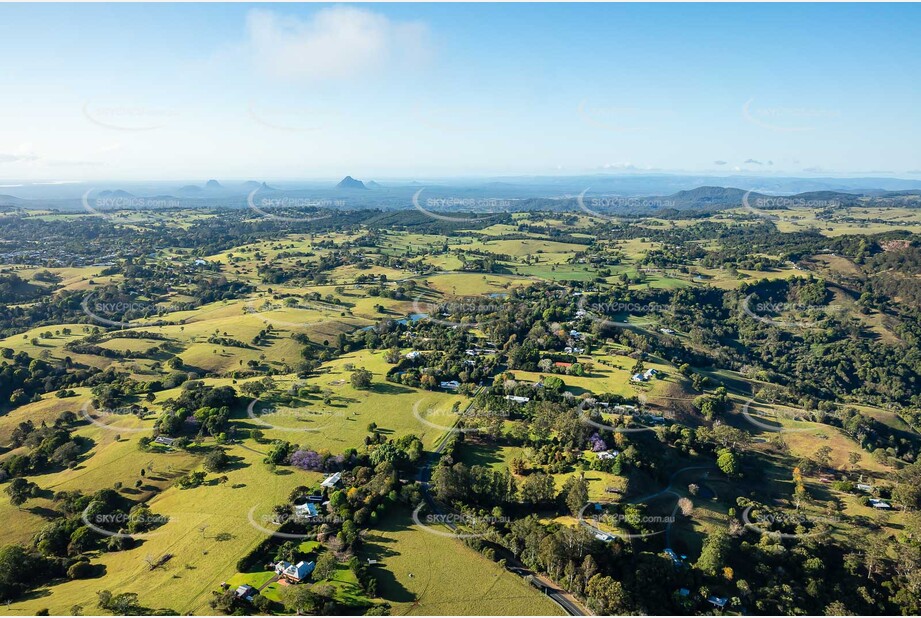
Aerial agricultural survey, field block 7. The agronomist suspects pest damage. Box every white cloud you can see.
[245,6,429,81]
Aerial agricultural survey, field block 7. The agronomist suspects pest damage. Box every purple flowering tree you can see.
[290,449,322,471]
[588,432,607,452]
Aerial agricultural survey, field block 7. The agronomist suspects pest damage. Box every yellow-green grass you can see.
[0,324,90,356]
[506,354,676,399]
[0,393,198,549]
[9,440,322,616]
[460,238,582,261]
[246,350,467,452]
[460,443,628,502]
[418,272,532,296]
[512,264,597,281]
[360,510,564,616]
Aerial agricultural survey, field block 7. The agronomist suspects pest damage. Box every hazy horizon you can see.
[2,3,920,181]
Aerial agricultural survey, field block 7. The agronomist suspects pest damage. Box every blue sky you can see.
[1,2,919,181]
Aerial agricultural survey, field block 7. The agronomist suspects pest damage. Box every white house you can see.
[505,395,530,404]
[440,380,460,390]
[405,351,422,360]
[294,503,319,519]
[276,560,315,582]
[869,498,892,509]
[321,472,342,489]
[597,450,620,460]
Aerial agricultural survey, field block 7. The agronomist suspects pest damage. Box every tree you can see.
[585,574,630,615]
[716,450,740,478]
[203,449,229,472]
[5,478,39,509]
[520,473,555,505]
[562,475,589,517]
[313,551,338,581]
[350,368,373,389]
[280,585,320,615]
[695,529,730,577]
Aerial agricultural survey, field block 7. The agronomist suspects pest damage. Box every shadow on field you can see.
[360,516,417,604]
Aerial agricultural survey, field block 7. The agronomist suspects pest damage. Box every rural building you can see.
[234,585,256,602]
[707,596,729,609]
[293,503,319,519]
[153,436,175,447]
[505,395,530,404]
[439,380,460,390]
[321,472,342,489]
[275,560,315,582]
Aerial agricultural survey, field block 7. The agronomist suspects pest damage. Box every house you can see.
[660,328,676,335]
[597,450,620,460]
[631,373,646,382]
[869,499,892,509]
[664,548,684,567]
[594,532,614,542]
[554,361,573,369]
[276,560,315,582]
[707,596,729,609]
[194,258,207,266]
[857,483,874,493]
[235,585,256,602]
[153,436,175,447]
[505,395,530,404]
[405,351,422,360]
[643,368,658,380]
[294,502,319,519]
[321,472,341,489]
[569,329,582,339]
[439,380,460,390]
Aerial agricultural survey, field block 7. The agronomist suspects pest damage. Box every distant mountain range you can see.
[336,176,368,190]
[1,174,920,213]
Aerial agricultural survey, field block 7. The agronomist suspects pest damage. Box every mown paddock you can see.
[360,509,564,616]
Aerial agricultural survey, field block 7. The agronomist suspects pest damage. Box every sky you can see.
[0,2,920,182]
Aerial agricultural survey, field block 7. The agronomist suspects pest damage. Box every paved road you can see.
[416,387,588,616]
